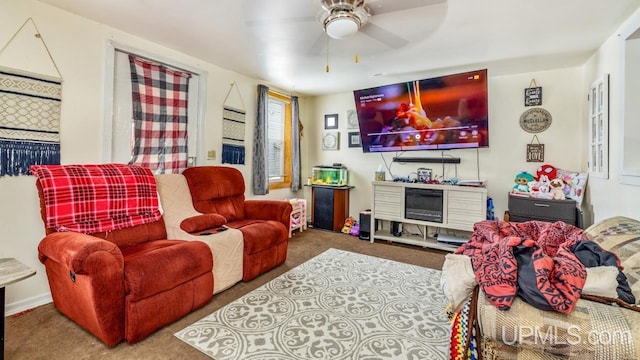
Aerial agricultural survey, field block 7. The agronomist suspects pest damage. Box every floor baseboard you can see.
[5,292,52,316]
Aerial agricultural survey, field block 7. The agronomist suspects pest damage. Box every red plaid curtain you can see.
[128,55,191,174]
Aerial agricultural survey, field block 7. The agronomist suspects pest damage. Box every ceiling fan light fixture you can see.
[319,0,369,40]
[324,12,360,39]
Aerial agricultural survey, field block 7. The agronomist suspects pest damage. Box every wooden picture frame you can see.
[324,113,338,129]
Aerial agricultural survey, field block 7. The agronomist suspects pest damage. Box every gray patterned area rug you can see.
[175,248,450,359]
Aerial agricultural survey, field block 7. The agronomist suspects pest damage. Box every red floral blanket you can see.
[30,164,162,233]
[455,220,586,314]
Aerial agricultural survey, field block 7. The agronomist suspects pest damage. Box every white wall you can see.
[308,67,585,222]
[0,0,303,313]
[582,7,640,222]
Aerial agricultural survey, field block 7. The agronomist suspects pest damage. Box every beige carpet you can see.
[5,229,447,359]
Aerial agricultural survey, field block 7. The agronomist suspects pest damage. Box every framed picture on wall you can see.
[324,113,338,129]
[348,132,361,148]
[346,109,359,129]
[322,131,339,150]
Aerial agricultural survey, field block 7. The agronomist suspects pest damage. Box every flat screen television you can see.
[353,69,488,153]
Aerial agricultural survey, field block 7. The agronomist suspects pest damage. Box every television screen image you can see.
[353,69,489,153]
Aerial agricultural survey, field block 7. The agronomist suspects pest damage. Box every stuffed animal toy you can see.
[532,175,554,199]
[550,178,566,200]
[535,164,557,181]
[341,216,355,233]
[513,171,534,193]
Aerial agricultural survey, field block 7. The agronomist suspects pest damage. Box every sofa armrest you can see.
[38,232,124,275]
[244,200,293,229]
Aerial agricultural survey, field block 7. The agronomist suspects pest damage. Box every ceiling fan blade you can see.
[309,33,327,55]
[360,22,408,49]
[246,15,315,27]
[367,0,446,15]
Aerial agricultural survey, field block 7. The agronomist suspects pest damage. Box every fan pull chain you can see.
[354,54,359,63]
[325,35,330,72]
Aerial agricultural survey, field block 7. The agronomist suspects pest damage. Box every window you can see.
[267,91,292,189]
[103,42,206,172]
[588,74,609,179]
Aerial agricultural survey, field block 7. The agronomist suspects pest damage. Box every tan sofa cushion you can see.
[155,174,243,294]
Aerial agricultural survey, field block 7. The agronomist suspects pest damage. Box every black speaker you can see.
[359,211,371,240]
[391,221,402,237]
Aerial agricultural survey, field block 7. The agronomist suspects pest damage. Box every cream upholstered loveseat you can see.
[444,216,640,359]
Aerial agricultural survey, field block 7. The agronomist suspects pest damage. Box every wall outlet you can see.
[207,150,216,160]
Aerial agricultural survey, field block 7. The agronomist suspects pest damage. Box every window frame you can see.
[588,74,609,179]
[267,91,292,190]
[102,41,207,166]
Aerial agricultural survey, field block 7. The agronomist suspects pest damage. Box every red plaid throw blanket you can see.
[30,164,162,233]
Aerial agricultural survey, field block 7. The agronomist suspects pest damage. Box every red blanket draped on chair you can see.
[30,164,162,233]
[456,220,587,314]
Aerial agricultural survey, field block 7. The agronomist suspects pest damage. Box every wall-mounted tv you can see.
[353,69,488,153]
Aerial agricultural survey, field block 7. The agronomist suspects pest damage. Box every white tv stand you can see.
[371,181,487,251]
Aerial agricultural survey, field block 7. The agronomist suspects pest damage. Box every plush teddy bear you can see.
[549,178,566,200]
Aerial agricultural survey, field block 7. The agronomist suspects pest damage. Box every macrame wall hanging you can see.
[0,18,63,176]
[222,81,246,165]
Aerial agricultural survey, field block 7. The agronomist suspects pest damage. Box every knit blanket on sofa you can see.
[30,164,161,233]
[455,220,587,314]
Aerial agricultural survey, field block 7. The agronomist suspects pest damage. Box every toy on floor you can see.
[349,222,360,236]
[341,216,356,234]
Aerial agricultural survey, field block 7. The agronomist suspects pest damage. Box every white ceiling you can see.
[39,0,640,96]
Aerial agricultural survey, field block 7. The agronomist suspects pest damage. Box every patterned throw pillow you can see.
[556,168,588,206]
[585,216,640,303]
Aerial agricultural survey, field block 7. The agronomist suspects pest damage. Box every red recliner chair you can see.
[182,166,292,281]
[33,164,213,346]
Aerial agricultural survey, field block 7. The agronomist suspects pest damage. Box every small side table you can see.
[1,258,36,360]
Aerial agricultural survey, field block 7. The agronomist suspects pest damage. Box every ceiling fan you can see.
[246,0,446,50]
[320,0,446,48]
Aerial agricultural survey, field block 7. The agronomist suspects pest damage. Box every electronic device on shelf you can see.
[457,179,486,187]
[435,233,468,245]
[353,69,489,153]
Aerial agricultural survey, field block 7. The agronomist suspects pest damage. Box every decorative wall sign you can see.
[348,132,361,147]
[524,79,542,106]
[519,107,552,133]
[526,135,545,162]
[324,113,338,129]
[322,131,339,150]
[346,109,359,129]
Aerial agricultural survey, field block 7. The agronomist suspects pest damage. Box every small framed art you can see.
[348,132,361,148]
[322,131,339,150]
[346,109,358,129]
[324,113,338,129]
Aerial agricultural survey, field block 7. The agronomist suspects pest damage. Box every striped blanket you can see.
[30,164,161,233]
